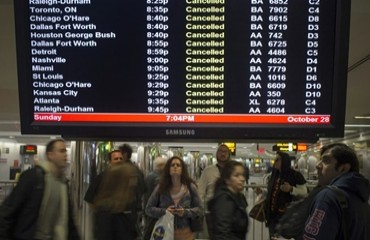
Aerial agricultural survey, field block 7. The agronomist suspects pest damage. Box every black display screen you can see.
[14,0,351,141]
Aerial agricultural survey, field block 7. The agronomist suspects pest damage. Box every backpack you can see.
[275,185,348,240]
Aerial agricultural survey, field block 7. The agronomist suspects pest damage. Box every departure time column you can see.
[146,0,170,114]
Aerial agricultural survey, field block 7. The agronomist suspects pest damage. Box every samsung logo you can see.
[166,129,196,136]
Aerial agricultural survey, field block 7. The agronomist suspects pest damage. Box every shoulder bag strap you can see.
[326,185,349,240]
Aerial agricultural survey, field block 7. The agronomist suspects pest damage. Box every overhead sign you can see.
[20,145,38,155]
[297,144,308,152]
[273,143,297,152]
[14,0,351,140]
[273,143,309,152]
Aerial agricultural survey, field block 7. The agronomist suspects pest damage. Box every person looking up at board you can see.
[197,144,231,239]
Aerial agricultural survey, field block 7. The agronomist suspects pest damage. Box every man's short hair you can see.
[153,156,167,169]
[217,143,231,159]
[320,143,359,172]
[46,139,65,153]
[108,150,122,161]
[119,144,133,159]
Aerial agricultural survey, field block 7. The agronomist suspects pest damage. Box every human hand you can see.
[167,205,185,216]
[255,187,262,195]
[174,206,185,217]
[280,182,293,193]
[167,205,177,214]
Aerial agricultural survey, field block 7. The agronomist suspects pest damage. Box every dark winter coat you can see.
[303,172,370,239]
[265,165,306,222]
[0,166,80,240]
[208,185,248,240]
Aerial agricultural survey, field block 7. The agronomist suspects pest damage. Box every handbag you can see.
[248,197,266,222]
[190,216,203,232]
[189,185,203,232]
[150,211,174,240]
[143,216,157,240]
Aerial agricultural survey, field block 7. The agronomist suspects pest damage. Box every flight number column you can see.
[265,0,289,115]
[146,0,170,114]
[248,0,264,114]
[304,1,321,115]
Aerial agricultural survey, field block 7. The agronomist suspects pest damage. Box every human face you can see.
[316,149,342,186]
[273,155,282,171]
[121,151,130,163]
[216,145,230,163]
[169,158,182,177]
[226,165,245,193]
[47,141,68,170]
[110,151,123,165]
[156,162,166,173]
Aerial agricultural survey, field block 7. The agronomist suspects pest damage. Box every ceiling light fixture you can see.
[354,116,370,119]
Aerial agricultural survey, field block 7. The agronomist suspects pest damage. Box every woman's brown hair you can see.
[157,156,196,194]
[93,163,138,213]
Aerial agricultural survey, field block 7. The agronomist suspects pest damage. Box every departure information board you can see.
[15,0,350,140]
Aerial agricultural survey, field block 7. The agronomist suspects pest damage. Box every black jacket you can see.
[0,166,80,240]
[265,168,306,222]
[303,172,370,239]
[208,185,248,240]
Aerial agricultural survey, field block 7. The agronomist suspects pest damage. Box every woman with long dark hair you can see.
[145,156,202,240]
[208,160,249,240]
[262,151,307,238]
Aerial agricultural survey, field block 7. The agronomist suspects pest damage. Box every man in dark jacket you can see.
[119,143,147,239]
[302,143,370,239]
[84,149,124,239]
[0,139,80,240]
[84,149,124,204]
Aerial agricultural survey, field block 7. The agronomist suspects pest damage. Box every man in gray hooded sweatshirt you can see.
[0,139,80,240]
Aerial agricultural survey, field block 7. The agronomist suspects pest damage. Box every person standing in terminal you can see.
[301,143,370,239]
[197,144,231,239]
[145,156,167,203]
[118,143,147,238]
[146,156,202,240]
[84,150,123,238]
[119,143,146,199]
[208,160,249,240]
[0,139,80,240]
[84,150,124,205]
[143,156,167,240]
[93,163,139,240]
[257,151,307,239]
